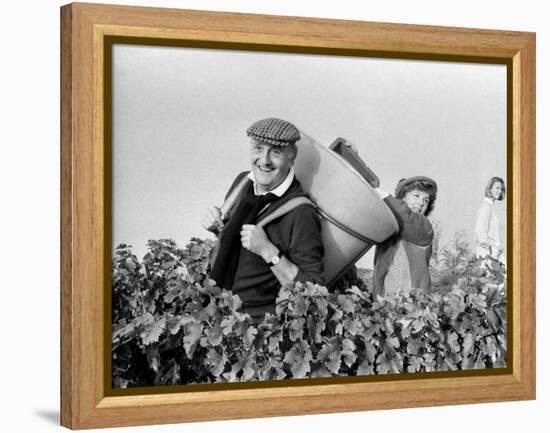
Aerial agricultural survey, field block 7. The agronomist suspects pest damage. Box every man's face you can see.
[250,139,293,193]
[403,189,430,215]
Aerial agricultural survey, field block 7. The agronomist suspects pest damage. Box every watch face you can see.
[271,256,280,265]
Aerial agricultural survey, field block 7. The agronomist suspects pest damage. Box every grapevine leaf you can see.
[412,318,425,333]
[243,326,258,347]
[364,323,381,340]
[460,332,474,357]
[203,277,222,296]
[376,353,394,374]
[337,295,355,314]
[166,316,182,335]
[112,323,136,343]
[407,357,422,373]
[242,357,257,381]
[325,353,341,374]
[284,341,312,378]
[221,316,237,335]
[206,348,227,378]
[347,285,370,302]
[447,331,461,353]
[307,315,325,343]
[364,341,377,363]
[330,309,343,323]
[204,300,218,318]
[183,322,203,358]
[223,361,243,383]
[343,318,362,336]
[289,318,305,342]
[135,312,155,327]
[315,297,329,317]
[293,295,308,316]
[474,355,486,369]
[461,355,474,370]
[268,331,282,352]
[310,364,333,378]
[316,340,337,362]
[407,339,422,356]
[140,318,166,346]
[316,339,340,374]
[260,359,286,381]
[384,318,395,335]
[205,324,223,346]
[357,360,374,375]
[145,344,160,373]
[125,257,137,271]
[386,336,400,349]
[484,336,498,358]
[342,338,357,367]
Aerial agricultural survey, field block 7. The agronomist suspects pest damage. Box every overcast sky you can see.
[112,44,507,268]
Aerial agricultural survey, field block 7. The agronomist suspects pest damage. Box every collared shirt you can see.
[247,167,295,197]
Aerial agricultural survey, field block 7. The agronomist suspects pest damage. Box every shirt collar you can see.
[248,167,295,197]
[484,197,494,205]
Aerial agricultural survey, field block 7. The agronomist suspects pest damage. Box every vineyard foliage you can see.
[112,236,507,388]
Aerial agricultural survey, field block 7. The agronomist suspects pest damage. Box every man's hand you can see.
[240,224,277,260]
[201,206,223,235]
[241,224,299,284]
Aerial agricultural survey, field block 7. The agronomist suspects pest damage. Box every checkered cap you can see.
[246,118,301,146]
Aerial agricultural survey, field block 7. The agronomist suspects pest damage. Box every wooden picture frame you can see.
[60,2,535,429]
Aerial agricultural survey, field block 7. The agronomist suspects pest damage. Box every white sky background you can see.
[112,44,507,268]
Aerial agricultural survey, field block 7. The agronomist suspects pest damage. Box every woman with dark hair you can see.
[373,176,438,297]
[474,176,506,265]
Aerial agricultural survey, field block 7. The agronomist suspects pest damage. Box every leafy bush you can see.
[112,236,506,388]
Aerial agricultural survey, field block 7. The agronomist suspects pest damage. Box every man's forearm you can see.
[259,243,299,285]
[270,256,299,285]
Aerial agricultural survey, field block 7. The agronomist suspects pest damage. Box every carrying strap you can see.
[218,173,377,244]
[219,175,251,222]
[219,174,315,226]
[257,196,314,227]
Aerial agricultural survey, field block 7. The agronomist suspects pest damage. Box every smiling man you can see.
[202,117,325,322]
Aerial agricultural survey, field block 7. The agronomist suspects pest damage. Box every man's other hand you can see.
[201,206,223,234]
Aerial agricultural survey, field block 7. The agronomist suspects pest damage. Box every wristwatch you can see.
[267,250,283,267]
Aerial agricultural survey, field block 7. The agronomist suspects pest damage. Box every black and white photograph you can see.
[111,43,508,388]
[3,0,546,431]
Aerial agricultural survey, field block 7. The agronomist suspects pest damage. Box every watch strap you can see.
[268,250,283,267]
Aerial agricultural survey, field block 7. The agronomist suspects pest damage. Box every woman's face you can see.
[403,189,430,215]
[490,181,503,200]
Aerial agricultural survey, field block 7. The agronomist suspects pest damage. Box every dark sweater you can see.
[221,172,325,315]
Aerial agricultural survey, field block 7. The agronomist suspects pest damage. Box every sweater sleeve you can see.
[283,205,325,286]
[384,196,434,247]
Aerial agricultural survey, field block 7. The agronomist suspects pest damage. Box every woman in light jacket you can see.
[474,176,506,265]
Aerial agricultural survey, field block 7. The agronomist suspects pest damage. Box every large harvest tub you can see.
[294,133,399,287]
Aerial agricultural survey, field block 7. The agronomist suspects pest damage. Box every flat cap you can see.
[246,117,301,146]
